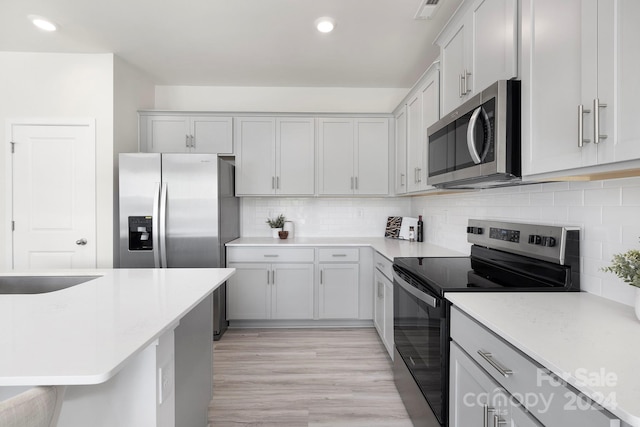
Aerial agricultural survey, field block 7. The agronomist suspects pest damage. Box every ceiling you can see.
[0,0,463,88]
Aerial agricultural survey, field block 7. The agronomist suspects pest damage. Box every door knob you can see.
[76,238,87,246]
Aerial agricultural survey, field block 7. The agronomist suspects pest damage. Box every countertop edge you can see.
[0,268,235,386]
[446,292,640,427]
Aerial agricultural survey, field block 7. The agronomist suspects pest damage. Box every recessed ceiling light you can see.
[315,17,336,33]
[28,15,57,32]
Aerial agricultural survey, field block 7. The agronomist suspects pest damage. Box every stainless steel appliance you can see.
[427,80,521,189]
[392,219,580,426]
[118,153,239,340]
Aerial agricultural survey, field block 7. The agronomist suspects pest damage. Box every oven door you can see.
[393,269,447,426]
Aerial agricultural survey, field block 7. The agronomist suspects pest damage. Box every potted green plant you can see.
[602,242,640,320]
[266,214,286,238]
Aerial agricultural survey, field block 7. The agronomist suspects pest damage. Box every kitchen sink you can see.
[0,275,100,294]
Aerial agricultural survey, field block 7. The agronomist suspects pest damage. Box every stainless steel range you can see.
[392,219,580,427]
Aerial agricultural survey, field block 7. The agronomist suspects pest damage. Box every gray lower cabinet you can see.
[373,251,394,358]
[226,246,369,324]
[226,262,314,320]
[450,306,620,427]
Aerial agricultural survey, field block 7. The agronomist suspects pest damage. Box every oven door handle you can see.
[393,271,438,308]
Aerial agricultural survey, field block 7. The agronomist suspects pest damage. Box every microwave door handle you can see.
[466,106,483,164]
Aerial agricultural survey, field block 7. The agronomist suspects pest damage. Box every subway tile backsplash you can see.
[240,177,640,307]
[412,177,640,307]
[241,197,412,238]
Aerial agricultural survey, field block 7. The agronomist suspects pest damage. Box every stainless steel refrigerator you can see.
[118,153,239,340]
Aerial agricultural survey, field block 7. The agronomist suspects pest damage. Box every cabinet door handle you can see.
[400,173,405,186]
[355,176,358,190]
[477,351,513,377]
[463,69,471,95]
[493,415,506,427]
[578,104,592,147]
[417,168,422,183]
[190,135,195,148]
[377,281,383,298]
[459,74,464,98]
[276,176,280,189]
[263,254,279,258]
[185,134,189,148]
[272,270,275,284]
[483,405,495,427]
[594,98,608,144]
[320,269,323,284]
[272,176,275,189]
[267,270,270,284]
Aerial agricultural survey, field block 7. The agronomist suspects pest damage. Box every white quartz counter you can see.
[0,268,234,386]
[446,292,640,426]
[226,237,467,260]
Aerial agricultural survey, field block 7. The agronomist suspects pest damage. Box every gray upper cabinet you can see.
[436,0,518,116]
[235,117,315,196]
[521,0,640,178]
[393,63,440,195]
[318,118,389,196]
[139,113,233,154]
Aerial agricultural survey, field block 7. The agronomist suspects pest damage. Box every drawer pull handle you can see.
[483,405,495,427]
[477,350,513,378]
[332,254,347,257]
[263,254,279,258]
[376,262,385,269]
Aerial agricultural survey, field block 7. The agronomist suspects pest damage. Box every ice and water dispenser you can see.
[128,216,153,251]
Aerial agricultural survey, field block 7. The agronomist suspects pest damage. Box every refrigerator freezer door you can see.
[162,154,220,268]
[119,153,161,268]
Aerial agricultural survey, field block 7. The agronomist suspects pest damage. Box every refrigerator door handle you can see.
[159,182,168,268]
[152,182,161,268]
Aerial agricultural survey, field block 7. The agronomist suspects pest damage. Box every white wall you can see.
[411,178,640,307]
[241,197,411,237]
[0,52,114,269]
[113,56,155,266]
[155,85,408,113]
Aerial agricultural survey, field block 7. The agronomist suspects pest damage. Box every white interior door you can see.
[10,122,96,269]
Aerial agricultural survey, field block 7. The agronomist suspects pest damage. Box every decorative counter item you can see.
[283,221,295,238]
[266,214,286,238]
[278,231,289,239]
[601,241,640,320]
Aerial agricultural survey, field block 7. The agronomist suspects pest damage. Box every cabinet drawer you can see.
[227,247,315,263]
[450,307,619,427]
[373,251,393,280]
[318,248,359,262]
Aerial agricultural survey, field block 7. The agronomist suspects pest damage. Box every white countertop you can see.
[0,268,234,386]
[226,237,467,260]
[446,292,640,426]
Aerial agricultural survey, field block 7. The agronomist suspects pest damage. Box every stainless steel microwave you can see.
[426,80,521,189]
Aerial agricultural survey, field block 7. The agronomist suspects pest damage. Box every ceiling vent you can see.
[414,0,441,20]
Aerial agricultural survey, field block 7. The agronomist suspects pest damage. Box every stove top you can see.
[392,219,581,298]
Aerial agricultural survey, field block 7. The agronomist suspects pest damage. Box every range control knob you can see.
[528,234,542,245]
[543,237,557,247]
[467,227,484,235]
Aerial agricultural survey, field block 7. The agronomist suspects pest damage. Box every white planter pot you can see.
[635,287,640,321]
[271,228,280,238]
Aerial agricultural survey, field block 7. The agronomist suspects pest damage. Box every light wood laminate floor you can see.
[209,328,413,427]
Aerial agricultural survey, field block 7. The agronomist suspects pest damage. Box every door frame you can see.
[4,118,96,269]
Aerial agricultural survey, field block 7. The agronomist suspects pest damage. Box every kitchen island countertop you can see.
[226,237,467,260]
[446,291,640,427]
[0,268,234,386]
